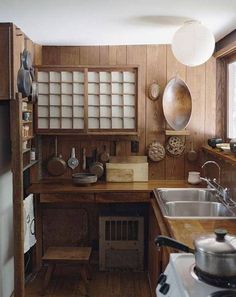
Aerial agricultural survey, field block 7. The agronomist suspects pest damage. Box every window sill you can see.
[202,145,236,166]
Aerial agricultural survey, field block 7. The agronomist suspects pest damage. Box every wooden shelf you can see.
[22,120,32,124]
[22,136,34,141]
[23,148,31,154]
[165,130,190,136]
[23,160,38,172]
[202,145,236,165]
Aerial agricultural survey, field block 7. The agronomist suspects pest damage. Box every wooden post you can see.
[10,94,25,297]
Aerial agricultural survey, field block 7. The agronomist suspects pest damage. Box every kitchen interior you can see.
[1,1,236,297]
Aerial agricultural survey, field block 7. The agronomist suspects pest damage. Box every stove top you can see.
[156,254,236,297]
[191,265,236,289]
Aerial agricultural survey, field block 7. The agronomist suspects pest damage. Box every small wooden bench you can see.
[42,246,92,295]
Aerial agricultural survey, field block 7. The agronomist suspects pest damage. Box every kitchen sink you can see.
[154,188,236,219]
[155,188,218,202]
[164,201,234,217]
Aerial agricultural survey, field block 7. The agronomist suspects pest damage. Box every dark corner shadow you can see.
[126,15,194,27]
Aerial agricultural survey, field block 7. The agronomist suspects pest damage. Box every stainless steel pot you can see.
[155,229,236,278]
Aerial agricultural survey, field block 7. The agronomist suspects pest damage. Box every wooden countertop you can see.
[28,179,190,194]
[166,219,236,249]
[151,198,236,249]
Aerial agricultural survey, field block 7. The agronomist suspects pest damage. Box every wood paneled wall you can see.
[40,45,217,180]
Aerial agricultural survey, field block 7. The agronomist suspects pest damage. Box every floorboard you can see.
[25,267,152,297]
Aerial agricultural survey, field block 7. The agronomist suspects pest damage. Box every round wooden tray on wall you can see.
[148,81,160,101]
[163,77,192,130]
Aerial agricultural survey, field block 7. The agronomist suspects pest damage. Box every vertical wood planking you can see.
[99,46,109,65]
[59,46,80,65]
[108,46,130,155]
[42,46,62,64]
[185,63,206,174]
[10,98,25,297]
[165,46,186,180]
[109,46,127,65]
[146,45,167,179]
[41,45,217,179]
[34,44,42,65]
[127,45,147,155]
[80,46,100,65]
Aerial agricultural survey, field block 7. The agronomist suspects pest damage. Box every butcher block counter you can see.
[28,179,190,194]
[167,219,236,249]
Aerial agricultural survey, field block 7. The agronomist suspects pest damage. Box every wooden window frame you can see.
[216,51,236,141]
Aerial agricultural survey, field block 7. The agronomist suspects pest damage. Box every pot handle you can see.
[154,235,194,253]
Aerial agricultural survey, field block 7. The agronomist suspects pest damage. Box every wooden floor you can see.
[25,267,152,297]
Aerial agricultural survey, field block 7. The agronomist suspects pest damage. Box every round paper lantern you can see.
[171,21,215,67]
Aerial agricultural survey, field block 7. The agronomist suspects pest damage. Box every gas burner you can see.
[208,290,236,297]
[190,265,236,289]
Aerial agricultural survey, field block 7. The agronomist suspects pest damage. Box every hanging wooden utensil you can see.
[67,147,79,170]
[82,147,86,170]
[100,145,110,163]
[47,137,67,176]
[187,138,198,162]
[89,149,104,178]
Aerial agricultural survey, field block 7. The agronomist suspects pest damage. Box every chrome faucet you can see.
[201,160,221,183]
[200,161,234,206]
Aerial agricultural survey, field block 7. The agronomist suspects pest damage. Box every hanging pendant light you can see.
[171,20,215,67]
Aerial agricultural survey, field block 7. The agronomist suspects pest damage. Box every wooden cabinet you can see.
[148,203,162,294]
[148,199,171,294]
[96,192,149,203]
[0,23,25,100]
[35,66,138,135]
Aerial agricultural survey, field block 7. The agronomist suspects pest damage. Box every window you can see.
[227,61,236,138]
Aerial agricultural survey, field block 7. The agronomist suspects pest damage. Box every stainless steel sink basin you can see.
[164,201,234,217]
[155,188,218,202]
[154,188,236,219]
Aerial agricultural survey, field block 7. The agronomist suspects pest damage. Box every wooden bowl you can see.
[72,173,97,186]
[163,77,192,130]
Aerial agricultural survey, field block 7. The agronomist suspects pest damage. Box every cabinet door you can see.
[148,204,162,294]
[35,67,138,135]
[0,24,11,100]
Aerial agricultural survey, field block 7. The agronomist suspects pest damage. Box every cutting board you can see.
[109,156,147,163]
[106,163,148,182]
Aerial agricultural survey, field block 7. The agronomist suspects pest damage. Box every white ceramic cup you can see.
[188,171,201,185]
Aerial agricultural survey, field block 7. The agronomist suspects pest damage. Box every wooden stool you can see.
[42,246,92,296]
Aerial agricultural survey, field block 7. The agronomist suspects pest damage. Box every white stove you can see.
[156,253,236,297]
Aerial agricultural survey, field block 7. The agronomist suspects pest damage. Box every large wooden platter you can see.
[163,77,192,130]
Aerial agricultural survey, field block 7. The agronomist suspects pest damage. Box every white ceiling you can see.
[0,0,236,45]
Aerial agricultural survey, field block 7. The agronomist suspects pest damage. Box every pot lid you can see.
[194,229,236,254]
